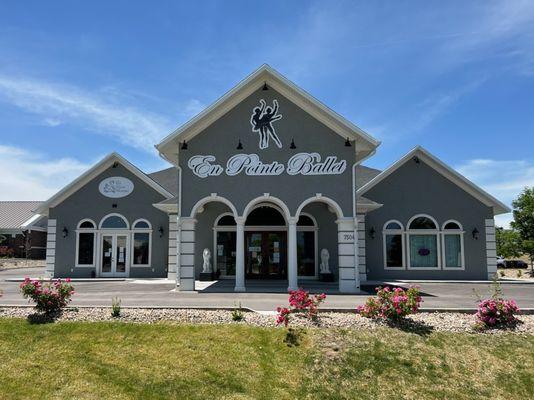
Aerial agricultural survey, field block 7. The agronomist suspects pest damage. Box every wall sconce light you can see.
[158,226,164,237]
[262,82,269,91]
[112,203,117,209]
[369,227,376,239]
[472,228,479,240]
[413,156,420,164]
[236,139,243,150]
[180,141,188,150]
[345,137,352,147]
[62,227,69,238]
[290,138,296,149]
[112,161,119,168]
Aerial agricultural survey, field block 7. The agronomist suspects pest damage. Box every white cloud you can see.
[0,75,173,151]
[0,145,92,201]
[456,158,534,228]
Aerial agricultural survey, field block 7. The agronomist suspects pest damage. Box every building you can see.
[0,201,47,259]
[35,65,509,292]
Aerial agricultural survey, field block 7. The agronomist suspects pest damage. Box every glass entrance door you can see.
[245,231,286,279]
[100,234,128,277]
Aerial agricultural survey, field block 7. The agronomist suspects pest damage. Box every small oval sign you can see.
[98,177,134,198]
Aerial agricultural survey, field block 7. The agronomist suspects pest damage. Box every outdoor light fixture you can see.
[472,228,479,240]
[345,137,352,147]
[290,138,296,149]
[369,227,376,239]
[236,139,243,150]
[262,82,269,91]
[112,161,119,168]
[62,227,69,238]
[158,226,165,237]
[181,141,188,150]
[413,156,420,164]
[112,203,117,208]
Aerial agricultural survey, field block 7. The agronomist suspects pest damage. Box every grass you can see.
[0,319,533,399]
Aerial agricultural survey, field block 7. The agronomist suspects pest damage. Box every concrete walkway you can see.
[1,267,533,311]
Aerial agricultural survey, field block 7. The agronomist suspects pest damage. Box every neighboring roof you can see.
[357,146,511,215]
[156,64,380,165]
[0,201,43,230]
[357,196,383,213]
[148,167,178,196]
[356,165,381,189]
[35,153,174,216]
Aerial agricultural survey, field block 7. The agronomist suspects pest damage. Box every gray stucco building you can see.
[36,65,509,292]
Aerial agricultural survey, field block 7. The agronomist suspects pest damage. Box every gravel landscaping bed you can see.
[1,306,533,334]
[0,258,44,269]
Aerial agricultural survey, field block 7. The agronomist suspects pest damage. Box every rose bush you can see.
[20,277,75,314]
[275,288,326,326]
[357,286,422,320]
[476,298,520,327]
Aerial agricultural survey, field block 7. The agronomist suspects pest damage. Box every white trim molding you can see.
[45,219,57,278]
[441,220,465,271]
[406,214,441,270]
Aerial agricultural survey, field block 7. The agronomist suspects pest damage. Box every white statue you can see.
[320,248,331,274]
[202,248,212,273]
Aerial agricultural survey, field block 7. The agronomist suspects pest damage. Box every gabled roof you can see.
[156,64,380,164]
[357,146,510,215]
[35,153,174,216]
[0,201,44,230]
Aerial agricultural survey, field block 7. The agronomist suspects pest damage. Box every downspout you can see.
[352,149,377,288]
[176,164,182,286]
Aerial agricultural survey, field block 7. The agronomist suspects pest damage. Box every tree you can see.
[511,187,534,273]
[495,228,522,259]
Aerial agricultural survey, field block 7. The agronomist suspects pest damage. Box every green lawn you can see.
[0,319,533,399]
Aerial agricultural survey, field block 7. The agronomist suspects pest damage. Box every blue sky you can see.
[0,0,533,227]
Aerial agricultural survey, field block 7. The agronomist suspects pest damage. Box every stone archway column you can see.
[178,217,197,291]
[337,217,361,293]
[287,217,298,291]
[234,216,246,292]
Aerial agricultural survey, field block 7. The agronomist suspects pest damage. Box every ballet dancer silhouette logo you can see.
[250,99,283,149]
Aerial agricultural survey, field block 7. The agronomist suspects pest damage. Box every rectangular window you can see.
[297,231,315,276]
[385,234,403,268]
[444,234,462,268]
[77,232,94,265]
[133,233,150,265]
[409,235,438,268]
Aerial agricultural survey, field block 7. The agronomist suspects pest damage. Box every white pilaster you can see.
[178,217,196,291]
[356,214,367,282]
[45,219,56,278]
[337,217,360,293]
[234,216,246,292]
[167,214,178,280]
[287,217,298,291]
[485,218,497,280]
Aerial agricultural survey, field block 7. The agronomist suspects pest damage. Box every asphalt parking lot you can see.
[1,267,533,311]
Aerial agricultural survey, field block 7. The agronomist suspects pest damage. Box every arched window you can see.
[383,220,404,269]
[297,213,318,277]
[100,214,129,229]
[76,219,96,267]
[213,213,237,277]
[442,220,465,270]
[132,219,151,267]
[407,214,440,269]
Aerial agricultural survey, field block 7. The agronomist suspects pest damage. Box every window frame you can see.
[406,214,441,270]
[441,219,465,270]
[382,219,405,270]
[131,218,152,268]
[99,213,130,229]
[75,219,97,268]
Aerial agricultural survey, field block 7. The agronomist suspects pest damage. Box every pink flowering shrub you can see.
[20,277,75,314]
[275,288,326,326]
[357,286,422,320]
[476,298,520,327]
